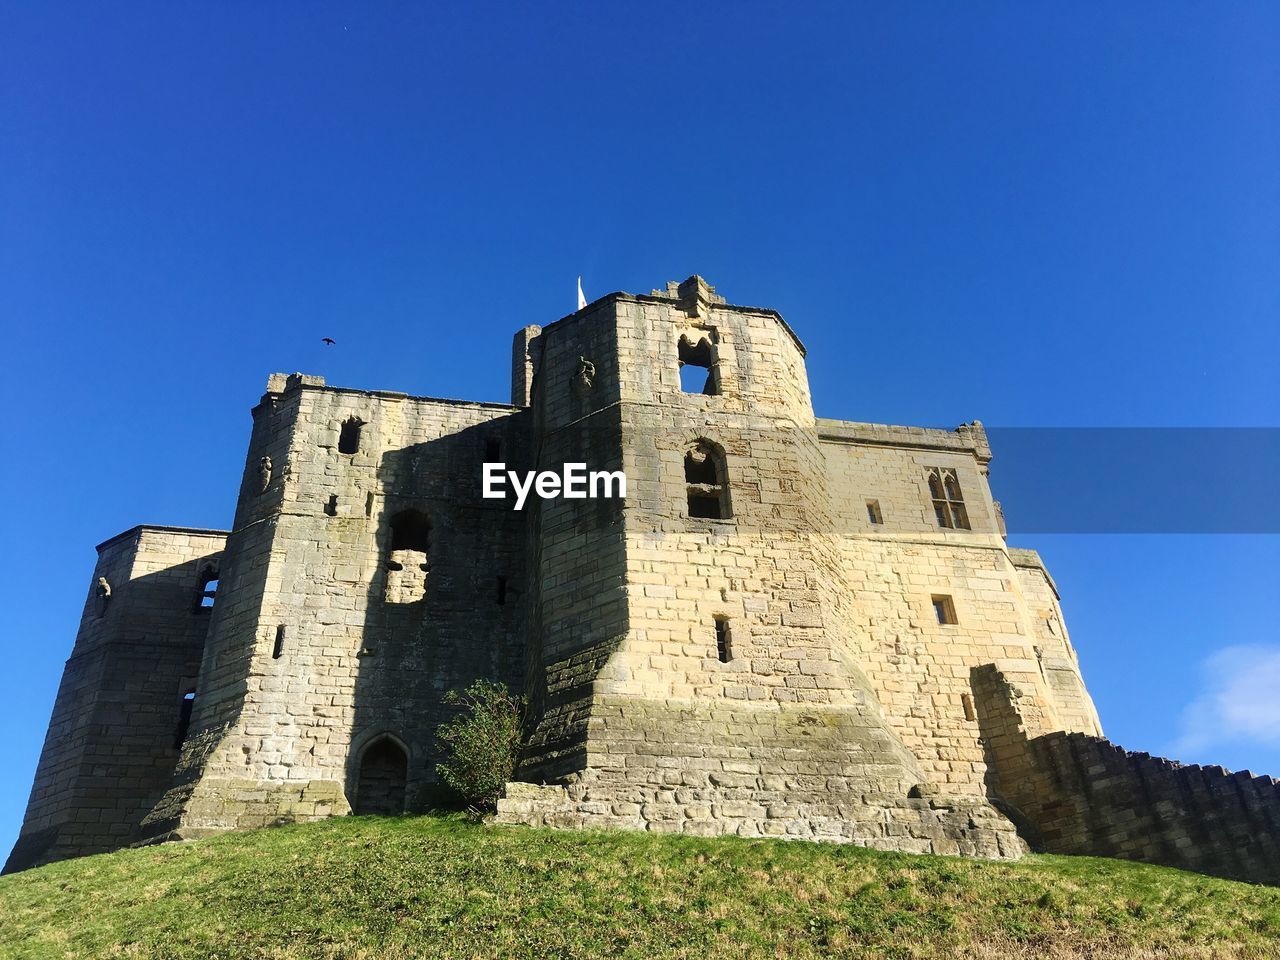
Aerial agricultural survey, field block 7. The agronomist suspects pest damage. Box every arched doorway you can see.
[353,737,408,815]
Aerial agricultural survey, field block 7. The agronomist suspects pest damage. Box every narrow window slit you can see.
[324,495,338,516]
[174,689,196,748]
[496,576,507,605]
[715,617,733,663]
[866,499,883,525]
[272,625,286,660]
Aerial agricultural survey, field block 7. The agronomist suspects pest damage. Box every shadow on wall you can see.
[347,419,528,815]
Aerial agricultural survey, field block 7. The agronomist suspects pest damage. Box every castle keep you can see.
[9,277,1280,883]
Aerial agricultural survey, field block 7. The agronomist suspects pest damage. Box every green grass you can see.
[2,814,1279,959]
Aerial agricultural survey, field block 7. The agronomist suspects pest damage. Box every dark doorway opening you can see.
[354,737,408,815]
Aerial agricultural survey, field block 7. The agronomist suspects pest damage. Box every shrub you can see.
[435,680,526,812]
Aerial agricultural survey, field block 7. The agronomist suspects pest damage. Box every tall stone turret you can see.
[5,526,225,872]
[503,277,1022,854]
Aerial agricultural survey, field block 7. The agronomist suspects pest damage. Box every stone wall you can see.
[11,276,1194,877]
[142,374,529,841]
[500,277,1028,858]
[4,527,225,872]
[972,663,1280,885]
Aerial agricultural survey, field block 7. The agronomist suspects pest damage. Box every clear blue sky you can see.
[2,3,1277,857]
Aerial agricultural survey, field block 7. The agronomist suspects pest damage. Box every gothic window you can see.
[338,417,364,455]
[685,441,731,519]
[194,567,219,611]
[926,467,970,530]
[385,510,431,603]
[678,334,720,395]
[353,737,408,815]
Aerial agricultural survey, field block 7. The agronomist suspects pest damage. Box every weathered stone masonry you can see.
[7,276,1277,884]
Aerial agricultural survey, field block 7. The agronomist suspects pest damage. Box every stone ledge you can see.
[495,782,1025,860]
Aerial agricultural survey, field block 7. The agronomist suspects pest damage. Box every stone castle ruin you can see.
[8,277,1280,883]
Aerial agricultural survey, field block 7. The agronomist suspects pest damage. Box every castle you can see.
[8,277,1280,883]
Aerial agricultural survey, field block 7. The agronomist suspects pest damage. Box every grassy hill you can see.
[1,814,1278,959]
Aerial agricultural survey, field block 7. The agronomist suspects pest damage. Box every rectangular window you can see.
[339,417,363,455]
[932,594,958,625]
[678,334,719,395]
[714,617,733,663]
[272,625,286,660]
[866,499,883,525]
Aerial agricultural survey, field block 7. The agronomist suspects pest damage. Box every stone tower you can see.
[137,373,528,842]
[502,277,1020,852]
[4,527,224,872]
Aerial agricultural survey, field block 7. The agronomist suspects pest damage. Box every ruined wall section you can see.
[5,527,225,872]
[145,374,527,839]
[972,664,1280,885]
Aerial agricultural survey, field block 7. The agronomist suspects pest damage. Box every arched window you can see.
[338,417,364,455]
[353,737,408,815]
[685,441,731,519]
[385,510,431,603]
[678,334,720,395]
[194,567,219,612]
[928,473,945,501]
[926,467,970,530]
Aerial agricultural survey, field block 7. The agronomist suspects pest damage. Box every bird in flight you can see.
[322,337,336,346]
